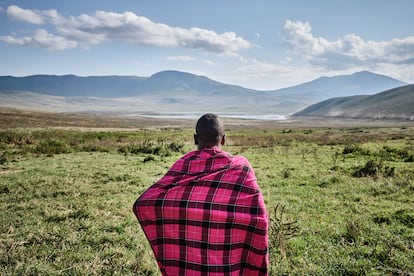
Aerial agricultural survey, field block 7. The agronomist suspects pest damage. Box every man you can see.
[133,113,268,275]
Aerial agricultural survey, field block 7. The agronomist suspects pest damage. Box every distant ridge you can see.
[264,70,406,98]
[0,75,145,97]
[293,84,414,120]
[0,70,408,115]
[0,71,253,97]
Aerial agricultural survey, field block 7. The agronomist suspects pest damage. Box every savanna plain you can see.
[1,108,413,275]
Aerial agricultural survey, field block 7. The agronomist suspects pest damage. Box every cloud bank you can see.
[1,5,250,53]
[282,20,414,70]
[6,5,45,24]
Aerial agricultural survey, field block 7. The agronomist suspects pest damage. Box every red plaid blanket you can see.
[133,147,268,275]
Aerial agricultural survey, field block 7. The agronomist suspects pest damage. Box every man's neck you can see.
[198,145,220,150]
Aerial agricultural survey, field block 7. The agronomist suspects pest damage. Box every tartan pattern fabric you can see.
[133,147,268,276]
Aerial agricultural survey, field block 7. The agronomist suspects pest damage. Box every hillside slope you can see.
[294,84,414,119]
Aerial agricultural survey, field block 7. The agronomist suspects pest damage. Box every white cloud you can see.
[7,5,44,25]
[167,56,216,67]
[282,20,414,70]
[167,56,196,62]
[2,5,251,53]
[365,63,414,85]
[0,29,78,50]
[237,57,289,79]
[203,59,215,66]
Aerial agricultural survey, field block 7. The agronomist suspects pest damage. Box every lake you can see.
[122,112,289,121]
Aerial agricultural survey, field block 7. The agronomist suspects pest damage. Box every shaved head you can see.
[195,113,225,148]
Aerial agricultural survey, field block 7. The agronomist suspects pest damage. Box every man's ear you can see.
[220,134,226,146]
[194,134,199,145]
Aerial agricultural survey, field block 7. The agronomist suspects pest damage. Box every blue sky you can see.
[1,0,413,90]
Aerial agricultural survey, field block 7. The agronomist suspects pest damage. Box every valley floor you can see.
[2,107,414,130]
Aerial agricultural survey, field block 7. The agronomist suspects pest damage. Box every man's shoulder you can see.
[230,154,251,166]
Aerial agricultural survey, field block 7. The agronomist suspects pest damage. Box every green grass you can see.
[1,127,413,275]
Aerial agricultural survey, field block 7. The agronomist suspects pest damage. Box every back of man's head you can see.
[195,113,225,148]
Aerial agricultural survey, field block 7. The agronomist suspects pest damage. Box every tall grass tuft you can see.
[268,204,300,260]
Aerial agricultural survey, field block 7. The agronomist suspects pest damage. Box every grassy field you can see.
[1,109,414,275]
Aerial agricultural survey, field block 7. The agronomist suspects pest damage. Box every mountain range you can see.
[0,70,409,117]
[293,84,414,120]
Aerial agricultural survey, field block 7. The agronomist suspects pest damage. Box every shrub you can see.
[167,142,184,153]
[342,144,369,155]
[319,176,340,188]
[373,213,392,225]
[352,159,395,178]
[281,168,292,179]
[352,159,382,177]
[118,140,184,156]
[143,155,156,163]
[379,146,414,162]
[394,209,414,227]
[0,185,10,194]
[34,139,71,155]
[81,144,110,153]
[133,141,162,155]
[0,153,7,165]
[0,130,34,145]
[352,159,395,177]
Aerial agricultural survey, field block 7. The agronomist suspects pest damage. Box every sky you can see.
[0,0,413,90]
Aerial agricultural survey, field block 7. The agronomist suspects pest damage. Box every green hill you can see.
[294,84,414,120]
